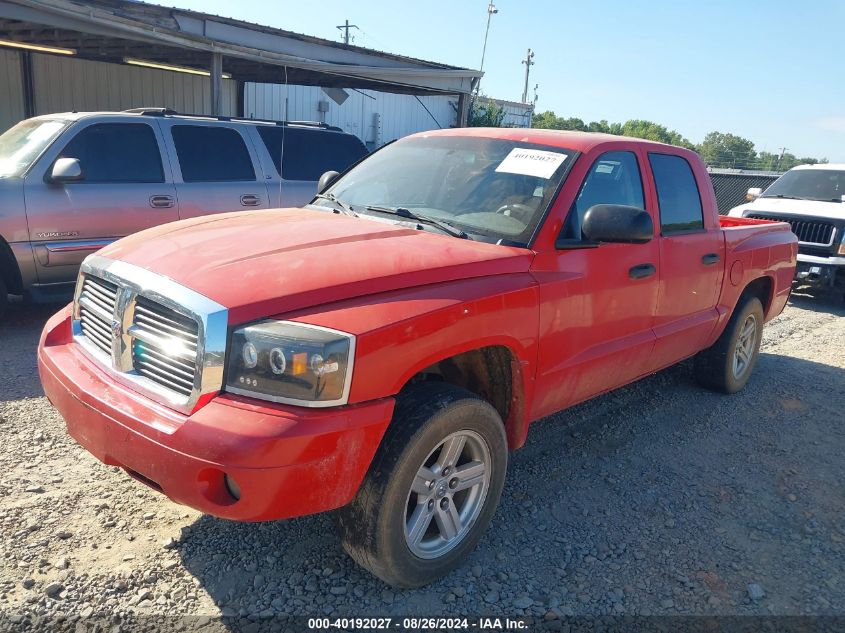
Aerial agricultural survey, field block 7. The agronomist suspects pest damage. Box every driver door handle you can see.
[149,195,175,209]
[240,194,261,207]
[629,263,656,280]
[701,253,721,265]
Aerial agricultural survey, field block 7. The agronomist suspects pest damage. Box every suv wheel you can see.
[337,383,507,588]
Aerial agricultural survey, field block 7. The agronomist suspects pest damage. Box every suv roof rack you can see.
[121,108,343,132]
[123,107,178,116]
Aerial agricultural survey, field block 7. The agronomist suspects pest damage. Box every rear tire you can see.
[337,383,508,588]
[694,296,764,394]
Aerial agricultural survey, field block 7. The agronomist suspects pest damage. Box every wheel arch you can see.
[739,275,774,318]
[0,235,24,295]
[397,343,529,450]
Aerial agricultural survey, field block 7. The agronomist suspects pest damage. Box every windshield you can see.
[322,135,575,245]
[763,168,845,203]
[0,119,68,178]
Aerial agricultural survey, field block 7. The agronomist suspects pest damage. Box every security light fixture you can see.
[0,39,76,55]
[124,58,231,79]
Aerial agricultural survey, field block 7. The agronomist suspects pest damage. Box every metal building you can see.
[243,83,457,149]
[0,0,481,142]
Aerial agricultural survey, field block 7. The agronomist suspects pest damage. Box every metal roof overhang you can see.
[0,0,481,95]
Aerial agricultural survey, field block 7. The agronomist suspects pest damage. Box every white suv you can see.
[728,163,845,298]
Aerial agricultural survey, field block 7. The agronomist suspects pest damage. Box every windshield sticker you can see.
[495,148,568,179]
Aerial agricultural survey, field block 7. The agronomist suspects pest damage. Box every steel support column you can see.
[20,51,35,118]
[457,92,470,127]
[210,52,223,115]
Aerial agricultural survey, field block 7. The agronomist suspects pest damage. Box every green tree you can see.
[619,119,695,149]
[778,153,802,171]
[468,98,505,127]
[757,151,779,171]
[698,131,757,168]
[797,156,828,165]
[532,112,692,148]
[531,111,587,130]
[530,112,828,169]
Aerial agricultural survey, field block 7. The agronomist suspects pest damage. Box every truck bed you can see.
[719,215,787,230]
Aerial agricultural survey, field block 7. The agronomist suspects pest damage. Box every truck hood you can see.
[729,197,845,219]
[99,208,534,323]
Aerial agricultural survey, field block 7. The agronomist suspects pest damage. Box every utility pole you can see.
[336,19,359,45]
[521,48,535,104]
[476,2,498,95]
[775,146,788,170]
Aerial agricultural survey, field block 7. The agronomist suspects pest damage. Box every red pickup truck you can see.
[38,128,797,588]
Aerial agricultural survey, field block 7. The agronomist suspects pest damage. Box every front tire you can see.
[694,296,764,394]
[337,383,507,588]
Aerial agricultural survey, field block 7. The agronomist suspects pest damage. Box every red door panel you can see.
[530,241,659,420]
[650,231,725,369]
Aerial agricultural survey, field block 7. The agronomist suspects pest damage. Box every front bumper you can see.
[38,307,394,522]
[795,254,845,289]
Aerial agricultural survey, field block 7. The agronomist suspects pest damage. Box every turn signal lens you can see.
[292,352,308,376]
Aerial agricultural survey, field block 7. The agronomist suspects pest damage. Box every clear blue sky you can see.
[168,0,845,161]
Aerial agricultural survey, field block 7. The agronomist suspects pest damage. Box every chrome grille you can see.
[746,214,835,246]
[130,297,199,397]
[71,255,228,415]
[77,275,117,356]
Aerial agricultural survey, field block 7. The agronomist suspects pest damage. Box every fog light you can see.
[223,474,241,501]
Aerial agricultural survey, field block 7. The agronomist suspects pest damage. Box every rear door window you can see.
[649,153,704,234]
[256,126,367,181]
[59,123,163,183]
[171,125,256,182]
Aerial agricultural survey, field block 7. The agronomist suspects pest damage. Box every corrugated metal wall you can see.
[0,54,454,144]
[498,102,533,128]
[30,54,237,117]
[244,83,456,148]
[0,49,25,132]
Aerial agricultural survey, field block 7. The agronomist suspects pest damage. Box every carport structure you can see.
[0,0,480,125]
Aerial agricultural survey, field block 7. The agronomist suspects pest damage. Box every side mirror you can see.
[746,187,762,201]
[49,157,83,183]
[581,204,653,244]
[316,170,340,195]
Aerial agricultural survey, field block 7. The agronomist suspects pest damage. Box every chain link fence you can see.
[708,168,783,214]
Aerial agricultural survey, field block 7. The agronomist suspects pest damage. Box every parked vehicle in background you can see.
[0,109,368,317]
[728,164,845,299]
[39,129,796,587]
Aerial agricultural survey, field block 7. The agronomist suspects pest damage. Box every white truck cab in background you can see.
[728,163,845,299]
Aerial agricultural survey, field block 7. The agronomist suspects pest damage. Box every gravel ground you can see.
[0,289,843,629]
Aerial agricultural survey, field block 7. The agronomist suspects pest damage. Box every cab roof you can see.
[409,126,688,156]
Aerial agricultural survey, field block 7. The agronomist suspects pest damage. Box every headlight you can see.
[225,320,355,406]
[839,231,845,256]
